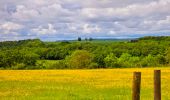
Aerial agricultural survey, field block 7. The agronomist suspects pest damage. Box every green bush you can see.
[88,63,99,69]
[66,50,94,69]
[141,54,158,67]
[11,63,26,70]
[104,53,119,68]
[50,60,68,69]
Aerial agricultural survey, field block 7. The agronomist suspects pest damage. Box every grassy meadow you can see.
[0,68,170,100]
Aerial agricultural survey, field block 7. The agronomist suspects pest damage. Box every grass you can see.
[0,68,170,100]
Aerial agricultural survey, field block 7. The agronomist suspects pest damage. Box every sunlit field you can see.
[0,68,170,100]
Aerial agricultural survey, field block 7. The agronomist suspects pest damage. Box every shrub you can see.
[104,53,119,68]
[66,50,93,69]
[50,60,68,69]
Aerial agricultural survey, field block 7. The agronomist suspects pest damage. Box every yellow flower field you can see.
[0,68,170,100]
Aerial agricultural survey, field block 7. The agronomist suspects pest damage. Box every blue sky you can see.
[0,0,170,41]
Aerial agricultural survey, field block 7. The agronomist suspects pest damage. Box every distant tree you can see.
[155,54,166,65]
[118,53,132,67]
[129,40,138,43]
[78,37,81,41]
[89,37,93,41]
[128,56,140,67]
[85,38,88,41]
[165,48,170,64]
[22,52,39,66]
[47,60,68,69]
[93,46,111,68]
[1,36,170,69]
[104,53,119,68]
[66,50,93,69]
[141,54,158,67]
[0,48,39,69]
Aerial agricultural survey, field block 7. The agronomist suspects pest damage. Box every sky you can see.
[0,0,170,41]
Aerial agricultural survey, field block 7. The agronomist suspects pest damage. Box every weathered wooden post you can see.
[132,72,141,100]
[154,70,161,100]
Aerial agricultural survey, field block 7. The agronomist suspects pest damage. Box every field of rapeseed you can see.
[0,68,170,100]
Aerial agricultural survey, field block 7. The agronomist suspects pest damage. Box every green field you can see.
[0,68,169,100]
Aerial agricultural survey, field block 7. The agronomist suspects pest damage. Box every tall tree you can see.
[78,37,81,41]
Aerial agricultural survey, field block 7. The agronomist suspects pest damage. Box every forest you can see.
[0,36,170,69]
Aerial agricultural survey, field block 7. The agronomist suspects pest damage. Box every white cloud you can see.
[0,0,170,41]
[82,24,101,33]
[157,16,170,25]
[0,22,24,34]
[81,0,170,22]
[12,5,39,21]
[67,23,77,31]
[108,31,117,35]
[31,24,57,35]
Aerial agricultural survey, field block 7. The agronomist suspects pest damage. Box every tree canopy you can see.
[0,36,170,69]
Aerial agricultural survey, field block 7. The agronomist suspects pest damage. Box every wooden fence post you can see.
[132,72,141,100]
[154,70,161,100]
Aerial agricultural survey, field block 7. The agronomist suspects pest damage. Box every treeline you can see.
[139,36,170,41]
[0,36,170,69]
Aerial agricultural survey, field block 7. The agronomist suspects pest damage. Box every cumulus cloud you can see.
[12,5,39,22]
[0,0,170,41]
[0,22,23,31]
[0,22,24,35]
[31,24,57,35]
[82,24,101,33]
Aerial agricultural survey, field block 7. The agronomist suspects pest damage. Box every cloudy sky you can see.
[0,0,170,41]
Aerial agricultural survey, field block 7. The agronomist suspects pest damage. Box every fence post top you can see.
[154,70,161,72]
[133,72,141,75]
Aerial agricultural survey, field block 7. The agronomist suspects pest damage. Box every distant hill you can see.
[0,39,44,48]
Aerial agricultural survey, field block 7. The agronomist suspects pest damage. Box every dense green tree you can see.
[104,53,119,68]
[78,37,81,41]
[118,53,132,67]
[89,37,93,41]
[0,49,39,68]
[141,54,158,67]
[1,36,170,69]
[155,54,166,65]
[66,50,93,69]
[165,48,170,64]
[128,56,141,67]
[93,46,112,68]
